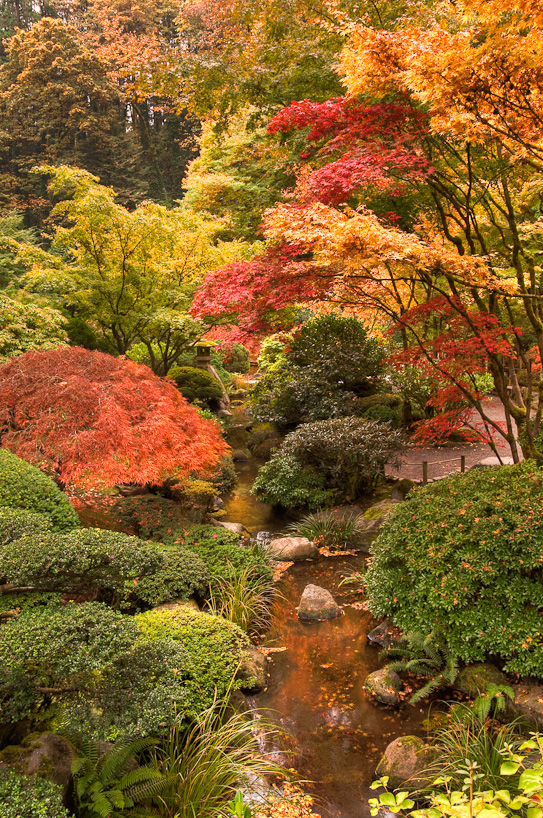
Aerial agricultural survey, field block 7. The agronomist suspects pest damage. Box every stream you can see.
[223,415,428,818]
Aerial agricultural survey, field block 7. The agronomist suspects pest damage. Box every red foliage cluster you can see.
[391,297,518,444]
[191,243,327,335]
[0,347,227,488]
[268,97,430,204]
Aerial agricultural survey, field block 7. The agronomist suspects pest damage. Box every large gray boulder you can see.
[354,499,399,551]
[298,584,341,621]
[267,536,318,561]
[365,668,402,706]
[24,733,74,800]
[507,683,543,729]
[469,456,515,469]
[375,735,437,789]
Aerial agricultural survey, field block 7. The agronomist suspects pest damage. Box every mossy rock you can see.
[375,735,437,789]
[455,663,508,697]
[365,668,402,706]
[364,499,399,521]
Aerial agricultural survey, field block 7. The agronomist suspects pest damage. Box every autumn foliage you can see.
[0,347,227,489]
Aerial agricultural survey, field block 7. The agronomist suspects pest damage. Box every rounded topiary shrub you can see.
[0,506,52,546]
[0,767,70,818]
[0,449,79,531]
[168,366,223,408]
[136,606,250,716]
[365,462,543,676]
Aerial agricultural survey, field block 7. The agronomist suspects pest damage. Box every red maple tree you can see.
[0,347,227,489]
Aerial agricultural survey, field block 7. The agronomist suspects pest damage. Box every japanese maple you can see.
[0,347,227,489]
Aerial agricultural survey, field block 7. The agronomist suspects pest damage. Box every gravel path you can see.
[385,398,520,482]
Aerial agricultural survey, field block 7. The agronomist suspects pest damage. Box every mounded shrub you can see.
[365,462,543,676]
[0,506,52,546]
[111,494,187,540]
[168,366,223,408]
[0,767,70,818]
[134,545,210,606]
[165,524,272,584]
[0,449,79,531]
[253,417,405,509]
[222,342,251,374]
[136,606,250,716]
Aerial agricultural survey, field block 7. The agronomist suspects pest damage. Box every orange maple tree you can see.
[0,347,227,489]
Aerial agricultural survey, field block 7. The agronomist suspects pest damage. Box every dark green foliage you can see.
[1,528,164,606]
[384,632,460,703]
[136,606,249,717]
[365,462,543,676]
[222,343,251,374]
[0,449,79,531]
[0,506,52,546]
[363,403,402,428]
[111,494,188,540]
[168,366,223,408]
[287,510,364,550]
[71,735,163,818]
[0,601,138,725]
[253,417,405,509]
[134,545,210,606]
[165,524,272,585]
[0,767,70,818]
[209,455,237,494]
[251,314,384,428]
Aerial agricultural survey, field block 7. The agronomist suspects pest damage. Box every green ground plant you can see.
[204,563,280,635]
[364,462,543,676]
[0,767,70,818]
[0,449,79,531]
[384,632,460,704]
[286,510,364,550]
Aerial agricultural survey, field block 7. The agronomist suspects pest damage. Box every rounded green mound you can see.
[365,462,543,676]
[0,506,52,546]
[0,449,79,531]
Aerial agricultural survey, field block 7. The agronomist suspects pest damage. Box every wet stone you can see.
[266,536,318,561]
[298,583,342,622]
[375,735,437,789]
[365,668,402,706]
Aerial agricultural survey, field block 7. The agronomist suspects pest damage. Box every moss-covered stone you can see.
[365,667,402,706]
[455,663,508,697]
[375,735,437,789]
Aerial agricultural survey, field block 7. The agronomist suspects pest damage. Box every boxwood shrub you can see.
[0,768,70,818]
[365,462,543,676]
[0,449,79,531]
[0,506,52,546]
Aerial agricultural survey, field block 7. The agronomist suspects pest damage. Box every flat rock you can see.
[455,663,508,697]
[367,619,405,649]
[365,668,402,706]
[24,733,73,799]
[267,536,318,561]
[507,683,543,729]
[298,584,341,621]
[375,735,437,789]
[469,456,515,469]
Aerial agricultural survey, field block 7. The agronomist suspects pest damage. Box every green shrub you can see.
[134,545,210,606]
[165,524,272,585]
[222,343,251,374]
[111,494,188,539]
[168,366,223,408]
[0,601,139,725]
[286,510,364,550]
[0,449,79,531]
[0,767,70,818]
[0,506,52,546]
[2,528,164,606]
[136,606,250,717]
[209,455,237,494]
[253,417,404,509]
[250,314,384,428]
[252,454,333,510]
[365,462,543,676]
[363,404,402,427]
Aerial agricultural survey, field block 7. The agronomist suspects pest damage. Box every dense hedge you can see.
[2,527,208,607]
[365,462,543,676]
[0,449,79,531]
[136,606,250,716]
[0,506,52,546]
[0,768,70,818]
[164,524,272,584]
[168,365,223,407]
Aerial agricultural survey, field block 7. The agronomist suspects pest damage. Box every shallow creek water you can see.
[222,419,428,818]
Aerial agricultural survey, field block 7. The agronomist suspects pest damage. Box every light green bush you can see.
[0,767,70,818]
[0,449,79,531]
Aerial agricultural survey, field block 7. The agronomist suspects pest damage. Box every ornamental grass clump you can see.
[365,462,543,676]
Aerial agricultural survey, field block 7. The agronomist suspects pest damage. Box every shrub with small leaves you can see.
[253,417,404,509]
[365,462,543,676]
[169,366,224,408]
[0,767,70,818]
[136,606,250,716]
[134,544,210,606]
[0,506,52,546]
[0,449,79,531]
